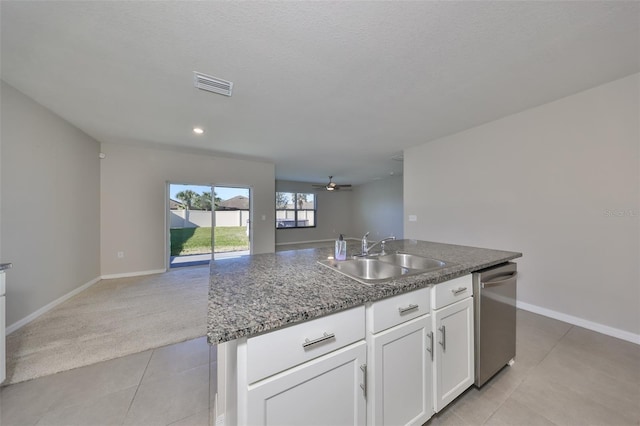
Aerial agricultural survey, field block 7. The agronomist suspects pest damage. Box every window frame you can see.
[275,192,317,229]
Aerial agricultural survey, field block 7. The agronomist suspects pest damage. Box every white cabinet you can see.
[245,341,367,426]
[432,296,474,411]
[368,315,433,426]
[219,277,475,426]
[225,306,367,426]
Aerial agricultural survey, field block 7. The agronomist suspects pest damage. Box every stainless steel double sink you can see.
[318,252,454,284]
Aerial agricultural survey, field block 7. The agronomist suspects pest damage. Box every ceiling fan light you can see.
[326,186,335,191]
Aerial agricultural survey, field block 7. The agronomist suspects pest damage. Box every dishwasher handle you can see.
[482,272,517,288]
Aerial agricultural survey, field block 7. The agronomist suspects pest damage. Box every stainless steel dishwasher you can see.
[473,262,517,387]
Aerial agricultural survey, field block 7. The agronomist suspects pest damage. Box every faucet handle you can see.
[362,232,370,239]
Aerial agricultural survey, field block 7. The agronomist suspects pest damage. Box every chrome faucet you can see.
[361,232,370,255]
[358,232,396,256]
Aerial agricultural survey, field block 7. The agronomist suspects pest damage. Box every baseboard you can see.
[517,301,640,345]
[6,276,101,335]
[100,269,166,280]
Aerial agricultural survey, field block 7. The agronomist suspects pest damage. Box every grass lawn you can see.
[170,226,249,256]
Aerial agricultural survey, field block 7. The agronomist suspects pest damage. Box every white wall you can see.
[405,73,639,340]
[275,180,353,244]
[101,143,275,275]
[0,81,101,327]
[352,175,403,240]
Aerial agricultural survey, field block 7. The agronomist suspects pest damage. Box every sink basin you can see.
[319,258,411,283]
[318,252,454,284]
[377,253,447,271]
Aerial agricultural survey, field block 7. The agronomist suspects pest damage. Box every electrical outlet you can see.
[117,251,124,259]
[409,215,417,222]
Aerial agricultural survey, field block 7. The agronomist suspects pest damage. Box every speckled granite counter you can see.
[207,240,521,344]
[0,263,12,271]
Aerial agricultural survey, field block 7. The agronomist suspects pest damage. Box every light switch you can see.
[408,215,417,222]
[261,214,266,221]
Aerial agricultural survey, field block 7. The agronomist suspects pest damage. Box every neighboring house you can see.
[169,198,185,210]
[218,195,249,211]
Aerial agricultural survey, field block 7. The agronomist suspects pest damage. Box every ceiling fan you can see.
[312,176,352,191]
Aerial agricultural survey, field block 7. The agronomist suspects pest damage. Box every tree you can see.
[194,191,212,211]
[175,190,198,210]
[297,193,309,209]
[276,192,289,209]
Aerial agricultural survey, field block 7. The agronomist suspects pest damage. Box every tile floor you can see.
[1,337,216,426]
[2,312,638,425]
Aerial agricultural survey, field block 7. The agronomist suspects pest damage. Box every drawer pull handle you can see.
[451,287,467,296]
[398,304,419,314]
[360,364,367,397]
[302,332,336,348]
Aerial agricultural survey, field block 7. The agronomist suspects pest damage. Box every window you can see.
[276,192,316,228]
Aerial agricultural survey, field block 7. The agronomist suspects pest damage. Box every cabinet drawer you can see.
[246,306,365,384]
[432,275,472,310]
[368,287,430,334]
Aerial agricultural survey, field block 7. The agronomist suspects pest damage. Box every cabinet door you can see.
[247,341,366,426]
[433,297,474,412]
[369,315,433,426]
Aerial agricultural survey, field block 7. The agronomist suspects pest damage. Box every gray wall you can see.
[100,143,275,275]
[351,175,403,240]
[404,73,639,338]
[275,180,353,244]
[1,81,101,327]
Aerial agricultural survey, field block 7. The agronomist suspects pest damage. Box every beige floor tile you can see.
[35,385,137,426]
[553,326,640,385]
[484,398,557,426]
[1,380,57,426]
[0,385,42,426]
[511,373,637,426]
[532,343,640,423]
[447,377,516,426]
[168,409,210,426]
[516,312,571,356]
[142,337,210,382]
[517,310,573,339]
[0,350,151,425]
[124,364,210,426]
[426,404,471,425]
[46,349,151,409]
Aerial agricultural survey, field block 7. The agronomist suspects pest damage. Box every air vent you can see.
[193,71,233,97]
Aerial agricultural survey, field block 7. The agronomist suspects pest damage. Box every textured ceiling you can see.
[1,1,638,185]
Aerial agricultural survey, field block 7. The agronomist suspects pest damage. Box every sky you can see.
[169,184,249,202]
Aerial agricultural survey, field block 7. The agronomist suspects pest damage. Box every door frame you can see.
[166,181,216,271]
[212,184,253,260]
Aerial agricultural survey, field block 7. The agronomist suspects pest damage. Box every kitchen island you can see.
[208,239,521,425]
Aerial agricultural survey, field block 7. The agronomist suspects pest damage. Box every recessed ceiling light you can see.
[193,127,204,135]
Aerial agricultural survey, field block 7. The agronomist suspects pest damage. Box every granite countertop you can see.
[207,239,521,344]
[0,263,12,271]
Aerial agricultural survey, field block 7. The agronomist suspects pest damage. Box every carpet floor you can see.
[5,266,209,385]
